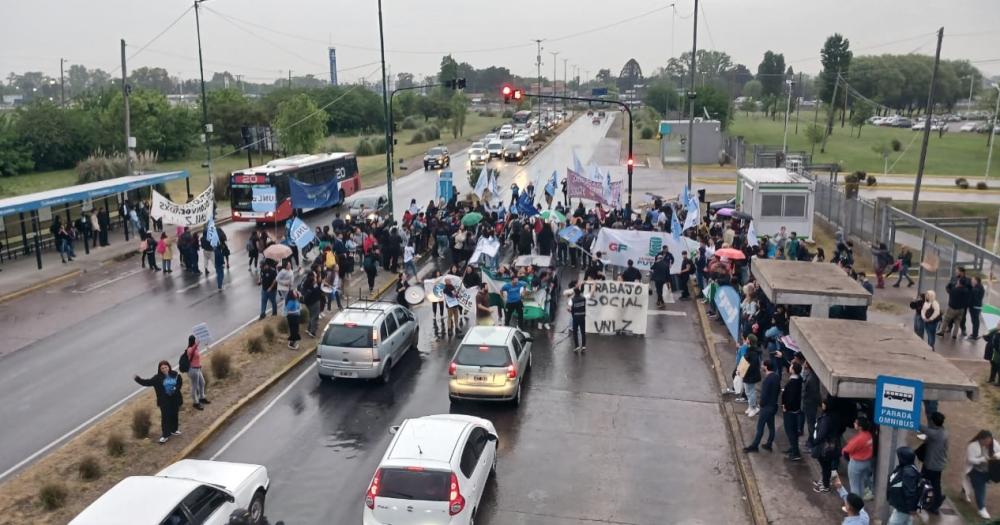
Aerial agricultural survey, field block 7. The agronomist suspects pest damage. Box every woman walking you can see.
[965,430,1000,519]
[363,248,379,295]
[286,290,302,349]
[247,230,260,271]
[157,233,173,273]
[134,361,183,444]
[183,335,209,410]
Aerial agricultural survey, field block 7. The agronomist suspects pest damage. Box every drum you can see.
[404,285,426,306]
[320,284,334,294]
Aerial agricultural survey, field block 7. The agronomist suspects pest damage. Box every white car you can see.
[69,459,269,525]
[486,140,504,159]
[363,414,497,525]
[960,122,978,132]
[483,133,499,143]
[498,125,514,139]
[468,142,489,165]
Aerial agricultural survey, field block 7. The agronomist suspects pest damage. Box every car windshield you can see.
[321,325,373,348]
[455,345,511,367]
[427,148,444,156]
[378,468,450,501]
[471,142,484,149]
[513,138,526,144]
[488,143,502,150]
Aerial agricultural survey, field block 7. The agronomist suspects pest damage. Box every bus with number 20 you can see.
[229,153,361,223]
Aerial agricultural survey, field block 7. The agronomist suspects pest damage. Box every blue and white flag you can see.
[205,214,219,248]
[671,208,683,242]
[488,170,500,201]
[515,191,538,217]
[558,225,584,244]
[602,173,613,206]
[251,186,277,213]
[544,170,557,197]
[289,177,340,209]
[572,150,587,178]
[683,195,701,231]
[747,221,760,247]
[473,166,489,200]
[288,217,316,250]
[681,185,690,207]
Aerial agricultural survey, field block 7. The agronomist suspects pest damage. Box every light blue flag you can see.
[747,221,760,247]
[544,170,557,197]
[288,217,316,250]
[205,214,219,248]
[671,208,683,241]
[572,149,586,177]
[681,185,690,206]
[684,195,701,231]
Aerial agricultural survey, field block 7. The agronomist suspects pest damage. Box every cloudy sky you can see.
[4,0,999,86]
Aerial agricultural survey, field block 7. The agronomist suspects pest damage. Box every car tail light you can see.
[365,468,382,509]
[507,365,517,380]
[448,362,457,376]
[448,472,465,516]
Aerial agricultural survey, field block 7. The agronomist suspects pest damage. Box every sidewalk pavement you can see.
[0,206,232,302]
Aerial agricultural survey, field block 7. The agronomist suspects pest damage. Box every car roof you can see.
[385,415,486,467]
[487,140,503,146]
[460,326,516,347]
[69,476,199,525]
[330,302,398,325]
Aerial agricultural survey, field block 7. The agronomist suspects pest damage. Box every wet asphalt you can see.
[199,277,750,525]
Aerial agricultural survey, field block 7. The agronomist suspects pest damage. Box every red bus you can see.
[229,153,361,223]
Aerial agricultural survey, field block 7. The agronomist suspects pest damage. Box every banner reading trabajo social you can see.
[151,186,213,226]
[581,280,648,335]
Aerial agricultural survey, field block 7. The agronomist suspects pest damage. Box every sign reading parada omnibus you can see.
[581,280,648,335]
[874,375,924,430]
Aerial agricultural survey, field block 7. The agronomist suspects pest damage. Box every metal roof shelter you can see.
[789,316,978,521]
[0,171,187,217]
[0,171,188,269]
[750,259,871,317]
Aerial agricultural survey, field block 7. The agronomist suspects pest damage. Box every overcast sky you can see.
[4,0,1000,87]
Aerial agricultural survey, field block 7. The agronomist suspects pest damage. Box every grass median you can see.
[0,314,313,525]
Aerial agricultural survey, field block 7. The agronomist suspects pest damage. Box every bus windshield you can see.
[512,110,532,124]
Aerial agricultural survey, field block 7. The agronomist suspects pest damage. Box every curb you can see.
[0,269,82,304]
[171,343,316,463]
[693,295,769,525]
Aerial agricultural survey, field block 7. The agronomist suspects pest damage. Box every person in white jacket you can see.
[964,430,1000,519]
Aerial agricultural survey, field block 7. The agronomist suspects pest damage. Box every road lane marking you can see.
[647,310,687,317]
[0,314,257,482]
[72,268,145,293]
[209,362,317,460]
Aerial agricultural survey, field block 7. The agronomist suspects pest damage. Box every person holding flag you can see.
[473,166,489,201]
[516,190,539,218]
[544,170,557,209]
[747,221,760,248]
[671,206,684,242]
[205,216,226,290]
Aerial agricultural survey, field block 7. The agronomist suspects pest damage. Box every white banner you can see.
[423,275,476,312]
[591,228,695,273]
[581,280,648,335]
[468,237,500,265]
[151,186,214,226]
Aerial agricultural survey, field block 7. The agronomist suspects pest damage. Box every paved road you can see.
[199,272,749,525]
[0,116,601,481]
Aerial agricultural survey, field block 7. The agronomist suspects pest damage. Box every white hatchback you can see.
[363,414,498,525]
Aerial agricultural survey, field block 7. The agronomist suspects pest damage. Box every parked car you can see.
[69,460,270,525]
[316,301,418,383]
[363,414,498,525]
[423,146,450,170]
[484,133,499,143]
[468,142,489,166]
[892,117,913,128]
[960,122,979,132]
[448,326,532,405]
[486,139,504,159]
[502,142,524,162]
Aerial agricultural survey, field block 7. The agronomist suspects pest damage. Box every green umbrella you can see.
[461,212,484,227]
[540,209,566,223]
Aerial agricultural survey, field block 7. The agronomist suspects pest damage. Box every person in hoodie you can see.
[886,446,921,525]
[965,430,1000,519]
[134,360,183,444]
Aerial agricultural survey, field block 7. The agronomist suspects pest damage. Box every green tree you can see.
[818,34,852,108]
[274,93,326,155]
[128,67,175,93]
[741,80,763,100]
[756,51,786,98]
[439,55,459,84]
[207,88,263,149]
[0,114,34,176]
[849,103,874,137]
[396,72,414,90]
[643,80,678,115]
[739,97,757,117]
[14,101,97,171]
[693,85,732,129]
[100,89,196,160]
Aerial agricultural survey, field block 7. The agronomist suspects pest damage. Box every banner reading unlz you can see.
[151,186,213,226]
[581,280,648,335]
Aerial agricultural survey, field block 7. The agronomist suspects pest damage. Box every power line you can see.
[546,5,675,43]
[105,6,194,75]
[698,1,717,51]
[202,7,329,69]
[785,31,938,66]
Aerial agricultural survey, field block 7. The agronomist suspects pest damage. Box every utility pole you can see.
[984,84,1000,182]
[378,0,394,219]
[194,0,212,196]
[820,69,839,154]
[782,79,793,154]
[910,27,944,215]
[236,74,244,93]
[121,40,132,179]
[535,39,543,118]
[287,70,292,89]
[563,58,568,111]
[549,51,559,114]
[794,72,802,134]
[59,58,65,107]
[842,76,849,128]
[685,0,699,190]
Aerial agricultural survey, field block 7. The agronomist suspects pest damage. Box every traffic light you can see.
[501,84,513,103]
[627,156,634,176]
[512,89,522,101]
[444,78,466,90]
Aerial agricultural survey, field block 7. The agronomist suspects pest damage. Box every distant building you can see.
[328,48,338,86]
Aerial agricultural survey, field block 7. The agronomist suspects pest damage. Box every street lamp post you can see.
[986,84,1000,184]
[387,83,442,202]
[194,0,211,199]
[378,0,394,219]
[782,79,794,154]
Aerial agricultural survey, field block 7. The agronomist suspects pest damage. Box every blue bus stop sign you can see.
[437,171,455,202]
[874,375,923,430]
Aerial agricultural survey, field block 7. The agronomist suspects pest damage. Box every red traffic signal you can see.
[501,84,513,102]
[627,157,634,167]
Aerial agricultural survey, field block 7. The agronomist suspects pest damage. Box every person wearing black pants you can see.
[811,399,842,492]
[568,285,587,352]
[919,411,948,514]
[651,255,669,307]
[969,277,985,340]
[502,276,527,329]
[134,360,183,444]
[744,360,780,453]
[781,363,804,460]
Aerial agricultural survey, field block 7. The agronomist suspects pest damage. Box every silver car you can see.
[317,302,419,383]
[448,326,532,406]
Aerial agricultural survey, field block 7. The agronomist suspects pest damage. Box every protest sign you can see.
[251,187,277,212]
[288,217,316,249]
[581,280,648,335]
[423,275,475,312]
[151,186,213,226]
[591,228,696,273]
[468,237,500,265]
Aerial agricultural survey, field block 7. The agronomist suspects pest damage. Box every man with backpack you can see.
[886,446,922,525]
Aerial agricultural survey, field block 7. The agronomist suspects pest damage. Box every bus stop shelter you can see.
[789,317,979,521]
[751,259,871,317]
[0,171,188,269]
